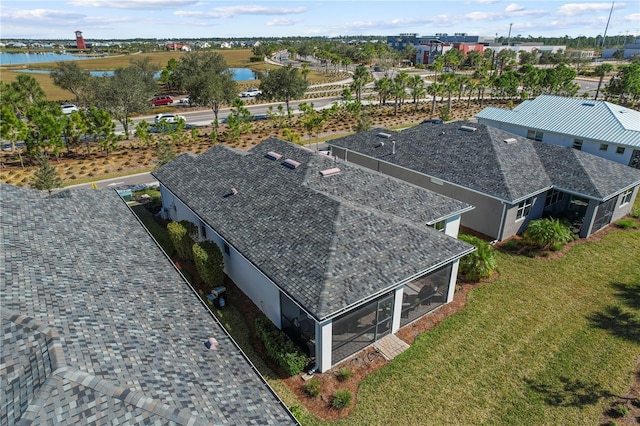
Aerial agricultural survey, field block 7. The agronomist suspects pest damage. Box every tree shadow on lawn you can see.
[587,282,640,343]
[525,376,615,408]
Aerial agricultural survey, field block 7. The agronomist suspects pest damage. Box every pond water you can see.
[0,51,94,65]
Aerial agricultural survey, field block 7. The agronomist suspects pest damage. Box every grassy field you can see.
[0,49,257,102]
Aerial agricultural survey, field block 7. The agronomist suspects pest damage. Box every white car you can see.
[240,88,262,97]
[61,104,80,114]
[178,96,191,104]
[154,113,186,124]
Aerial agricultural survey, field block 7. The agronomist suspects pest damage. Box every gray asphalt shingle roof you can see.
[152,138,474,321]
[0,184,296,425]
[329,122,640,202]
[476,95,640,148]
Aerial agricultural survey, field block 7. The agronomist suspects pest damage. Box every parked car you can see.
[178,96,191,104]
[422,119,444,124]
[154,113,185,124]
[152,95,173,106]
[61,104,80,114]
[240,88,262,97]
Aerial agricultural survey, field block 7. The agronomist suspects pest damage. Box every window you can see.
[516,197,533,220]
[572,139,583,150]
[545,190,564,207]
[199,220,207,239]
[223,242,230,256]
[599,143,609,151]
[429,220,445,232]
[616,147,625,154]
[620,188,633,205]
[526,130,543,141]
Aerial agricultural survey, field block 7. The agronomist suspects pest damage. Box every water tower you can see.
[75,30,86,49]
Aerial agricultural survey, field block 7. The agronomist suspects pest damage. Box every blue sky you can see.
[0,0,638,40]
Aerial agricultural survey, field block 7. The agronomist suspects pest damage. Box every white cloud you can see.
[267,18,302,27]
[68,0,200,9]
[505,3,526,13]
[557,2,618,16]
[211,5,308,18]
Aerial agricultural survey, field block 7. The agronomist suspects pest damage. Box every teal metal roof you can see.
[476,95,640,148]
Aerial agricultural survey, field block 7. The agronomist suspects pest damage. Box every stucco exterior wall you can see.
[333,147,504,239]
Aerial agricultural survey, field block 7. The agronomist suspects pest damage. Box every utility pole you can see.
[507,23,514,46]
[601,2,614,48]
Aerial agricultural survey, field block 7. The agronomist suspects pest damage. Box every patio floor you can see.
[373,333,410,360]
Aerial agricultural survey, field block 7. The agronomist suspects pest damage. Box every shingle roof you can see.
[476,94,640,148]
[328,122,640,202]
[0,184,296,425]
[152,138,474,321]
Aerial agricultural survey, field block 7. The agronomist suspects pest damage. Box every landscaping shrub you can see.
[458,234,497,282]
[612,403,629,417]
[523,218,574,250]
[192,240,224,292]
[255,316,308,376]
[167,220,196,260]
[336,367,352,381]
[331,389,352,409]
[615,218,639,229]
[303,378,322,397]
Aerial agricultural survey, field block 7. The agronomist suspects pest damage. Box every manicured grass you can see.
[318,227,639,425]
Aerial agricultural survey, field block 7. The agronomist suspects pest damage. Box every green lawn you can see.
[310,227,639,426]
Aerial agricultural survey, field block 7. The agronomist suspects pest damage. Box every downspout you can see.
[497,201,507,242]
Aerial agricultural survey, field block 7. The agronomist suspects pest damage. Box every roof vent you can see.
[582,102,595,107]
[459,125,477,132]
[377,132,392,139]
[320,167,341,177]
[376,141,385,148]
[265,151,282,161]
[282,158,301,169]
[503,138,517,144]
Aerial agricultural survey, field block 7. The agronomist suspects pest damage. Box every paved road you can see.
[64,172,157,190]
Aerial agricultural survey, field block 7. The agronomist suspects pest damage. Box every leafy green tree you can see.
[0,105,27,153]
[458,234,497,282]
[496,49,517,75]
[2,74,47,118]
[61,109,88,154]
[443,48,464,73]
[523,218,574,250]
[282,128,302,144]
[192,240,224,293]
[259,64,307,118]
[298,102,328,147]
[25,107,65,160]
[134,120,151,148]
[93,65,157,139]
[225,98,253,142]
[593,63,614,100]
[86,107,117,156]
[31,152,62,194]
[50,61,92,106]
[155,138,176,167]
[174,51,238,134]
[606,62,640,103]
[167,221,197,260]
[541,63,578,96]
[492,70,520,99]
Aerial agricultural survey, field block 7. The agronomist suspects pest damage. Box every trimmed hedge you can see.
[192,240,224,292]
[255,316,307,376]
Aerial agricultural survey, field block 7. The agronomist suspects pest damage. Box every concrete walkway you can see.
[374,334,410,361]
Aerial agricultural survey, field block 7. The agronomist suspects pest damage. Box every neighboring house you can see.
[476,95,640,169]
[0,184,296,425]
[152,137,475,372]
[328,122,640,242]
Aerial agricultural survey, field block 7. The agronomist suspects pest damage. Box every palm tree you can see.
[408,75,426,113]
[351,65,370,103]
[426,82,442,114]
[374,77,392,107]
